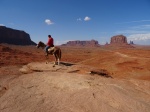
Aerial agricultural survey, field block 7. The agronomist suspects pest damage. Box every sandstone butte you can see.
[0,26,36,45]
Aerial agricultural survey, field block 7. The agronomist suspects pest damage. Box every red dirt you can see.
[0,44,150,80]
[0,44,150,112]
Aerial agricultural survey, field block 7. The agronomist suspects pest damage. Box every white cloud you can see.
[140,25,150,29]
[133,20,150,22]
[77,18,82,21]
[45,19,54,25]
[116,20,150,24]
[84,16,91,21]
[115,30,149,34]
[130,24,150,29]
[127,33,150,41]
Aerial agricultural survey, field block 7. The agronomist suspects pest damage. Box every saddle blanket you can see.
[48,47,55,52]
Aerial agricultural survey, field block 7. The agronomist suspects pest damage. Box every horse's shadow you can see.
[60,62,75,66]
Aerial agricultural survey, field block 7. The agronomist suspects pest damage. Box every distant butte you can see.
[104,35,134,48]
[61,40,100,47]
[110,35,128,44]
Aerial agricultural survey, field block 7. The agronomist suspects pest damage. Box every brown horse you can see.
[36,41,61,66]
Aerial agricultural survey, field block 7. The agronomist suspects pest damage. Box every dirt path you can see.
[115,52,150,59]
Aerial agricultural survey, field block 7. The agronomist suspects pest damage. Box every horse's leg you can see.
[53,53,57,67]
[45,55,49,64]
[55,52,60,65]
[57,49,61,65]
[54,50,60,65]
[57,55,60,65]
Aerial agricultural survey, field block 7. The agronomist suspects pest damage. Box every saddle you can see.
[48,47,55,54]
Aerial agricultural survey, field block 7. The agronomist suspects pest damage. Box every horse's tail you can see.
[59,48,61,60]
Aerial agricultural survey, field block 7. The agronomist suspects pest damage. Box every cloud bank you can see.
[127,33,150,45]
[127,33,150,41]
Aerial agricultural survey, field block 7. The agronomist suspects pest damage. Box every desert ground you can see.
[0,44,150,112]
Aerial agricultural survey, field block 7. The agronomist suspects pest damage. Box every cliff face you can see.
[106,35,134,48]
[0,26,36,45]
[110,35,128,44]
[62,40,100,47]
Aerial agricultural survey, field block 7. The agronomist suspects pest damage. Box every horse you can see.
[36,41,61,66]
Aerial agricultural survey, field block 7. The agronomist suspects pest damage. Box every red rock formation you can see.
[0,26,36,45]
[62,40,100,47]
[110,35,128,44]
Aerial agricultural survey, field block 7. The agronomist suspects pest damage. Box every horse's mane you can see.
[39,41,44,44]
[37,41,46,48]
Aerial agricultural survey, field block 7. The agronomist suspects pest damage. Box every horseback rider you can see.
[45,35,54,56]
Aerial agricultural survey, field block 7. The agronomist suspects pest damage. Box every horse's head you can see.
[36,41,41,48]
[36,41,45,48]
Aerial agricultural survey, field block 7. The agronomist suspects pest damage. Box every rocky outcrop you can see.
[129,41,134,45]
[62,40,100,47]
[110,35,128,44]
[0,26,36,45]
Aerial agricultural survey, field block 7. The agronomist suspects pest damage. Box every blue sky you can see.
[0,0,150,45]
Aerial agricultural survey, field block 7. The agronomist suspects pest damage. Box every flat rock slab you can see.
[20,62,78,74]
[0,71,150,112]
[27,62,63,71]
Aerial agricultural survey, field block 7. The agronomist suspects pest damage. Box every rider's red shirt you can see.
[47,37,54,47]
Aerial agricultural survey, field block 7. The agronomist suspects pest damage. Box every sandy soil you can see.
[0,44,150,112]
